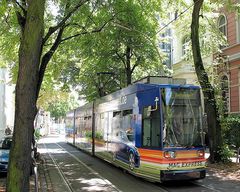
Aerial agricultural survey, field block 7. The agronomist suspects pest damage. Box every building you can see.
[215,9,240,114]
[0,68,15,138]
[172,27,213,85]
[172,4,240,115]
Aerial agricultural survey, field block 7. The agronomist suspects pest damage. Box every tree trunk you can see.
[125,46,132,85]
[7,1,45,191]
[191,0,223,163]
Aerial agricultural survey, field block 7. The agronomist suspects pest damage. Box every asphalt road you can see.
[37,136,239,192]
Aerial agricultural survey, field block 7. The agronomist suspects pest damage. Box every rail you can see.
[33,157,38,192]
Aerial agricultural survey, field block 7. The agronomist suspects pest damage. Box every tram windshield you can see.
[161,88,203,148]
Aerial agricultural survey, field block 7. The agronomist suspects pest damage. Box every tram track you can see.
[43,143,74,192]
[43,142,121,192]
[191,181,221,192]
[55,143,122,192]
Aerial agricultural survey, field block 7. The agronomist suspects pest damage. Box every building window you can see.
[182,36,190,56]
[221,75,229,113]
[218,15,227,36]
[237,14,240,43]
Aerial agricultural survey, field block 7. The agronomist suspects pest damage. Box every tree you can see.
[46,96,79,120]
[71,0,165,100]
[6,1,45,191]
[1,0,163,189]
[191,0,223,162]
[0,0,113,190]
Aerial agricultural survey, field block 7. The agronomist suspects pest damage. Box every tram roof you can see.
[95,83,200,104]
[66,83,200,116]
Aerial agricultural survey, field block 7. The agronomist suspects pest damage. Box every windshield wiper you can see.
[185,144,203,149]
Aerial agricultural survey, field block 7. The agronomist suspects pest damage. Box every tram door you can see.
[107,112,113,152]
[138,89,161,148]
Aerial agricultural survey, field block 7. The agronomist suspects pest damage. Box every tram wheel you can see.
[129,153,135,170]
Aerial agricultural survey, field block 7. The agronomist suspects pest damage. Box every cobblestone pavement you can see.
[0,161,50,192]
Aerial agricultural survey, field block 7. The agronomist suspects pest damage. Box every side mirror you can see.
[148,97,159,112]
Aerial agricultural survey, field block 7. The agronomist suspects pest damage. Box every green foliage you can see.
[71,0,165,100]
[85,131,92,138]
[85,131,103,139]
[45,96,79,120]
[221,114,240,148]
[170,0,227,61]
[34,128,41,141]
[0,1,20,81]
[0,57,7,68]
[217,144,235,163]
[95,131,103,140]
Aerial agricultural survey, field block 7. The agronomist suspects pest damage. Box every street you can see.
[37,136,240,192]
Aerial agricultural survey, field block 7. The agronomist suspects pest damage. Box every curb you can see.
[38,155,54,192]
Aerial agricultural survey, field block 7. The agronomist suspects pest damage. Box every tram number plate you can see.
[167,161,204,169]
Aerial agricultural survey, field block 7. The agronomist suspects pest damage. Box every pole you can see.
[91,101,95,156]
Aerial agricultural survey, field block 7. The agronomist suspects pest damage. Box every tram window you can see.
[123,109,133,116]
[122,109,134,142]
[113,111,121,117]
[100,113,104,119]
[143,107,152,117]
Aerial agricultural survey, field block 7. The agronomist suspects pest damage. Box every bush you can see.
[218,144,235,163]
[95,132,103,140]
[221,114,240,148]
[34,128,41,141]
[85,131,92,138]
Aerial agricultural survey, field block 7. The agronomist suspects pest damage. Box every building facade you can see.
[0,68,15,138]
[216,9,240,114]
[172,6,240,115]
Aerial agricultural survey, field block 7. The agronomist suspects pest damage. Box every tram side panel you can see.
[65,110,75,144]
[94,111,111,160]
[74,103,93,153]
[94,93,138,167]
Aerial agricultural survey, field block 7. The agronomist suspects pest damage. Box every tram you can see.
[65,77,206,182]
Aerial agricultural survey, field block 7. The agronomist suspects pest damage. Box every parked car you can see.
[0,135,12,173]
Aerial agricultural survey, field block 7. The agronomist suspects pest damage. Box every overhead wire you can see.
[156,0,201,35]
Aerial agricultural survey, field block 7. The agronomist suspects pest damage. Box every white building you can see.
[35,110,51,136]
[171,22,213,85]
[0,68,15,138]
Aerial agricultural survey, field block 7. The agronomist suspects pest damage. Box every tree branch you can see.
[65,23,88,31]
[131,51,141,73]
[43,0,90,45]
[131,63,139,74]
[15,0,27,17]
[13,1,27,31]
[115,51,126,67]
[37,27,65,97]
[15,11,26,31]
[60,20,109,42]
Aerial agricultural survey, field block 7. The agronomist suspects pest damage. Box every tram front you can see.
[160,86,206,181]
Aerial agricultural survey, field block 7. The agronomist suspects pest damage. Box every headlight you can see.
[197,150,204,157]
[164,151,176,159]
